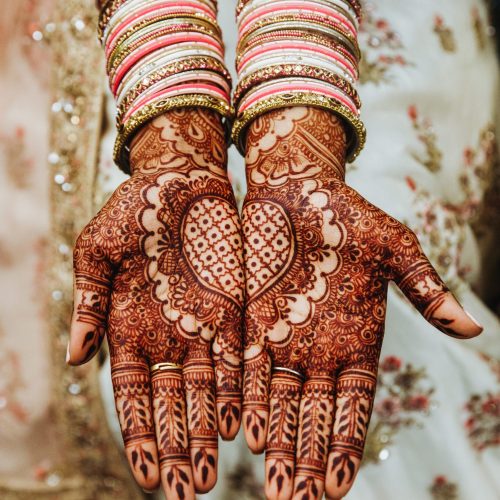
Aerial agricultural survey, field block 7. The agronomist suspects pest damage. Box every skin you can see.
[241,106,483,500]
[68,109,244,499]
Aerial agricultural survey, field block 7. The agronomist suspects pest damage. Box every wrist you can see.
[244,107,347,188]
[129,108,227,177]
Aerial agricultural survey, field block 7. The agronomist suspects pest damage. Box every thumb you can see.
[390,226,483,339]
[68,223,113,365]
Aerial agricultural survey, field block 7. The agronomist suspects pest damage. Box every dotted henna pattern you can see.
[241,107,480,500]
[70,109,244,497]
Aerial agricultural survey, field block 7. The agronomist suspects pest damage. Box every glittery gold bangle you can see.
[237,19,360,60]
[117,56,231,118]
[107,15,221,58]
[238,13,358,48]
[108,20,222,72]
[114,94,234,174]
[232,92,365,162]
[236,29,359,68]
[233,64,360,108]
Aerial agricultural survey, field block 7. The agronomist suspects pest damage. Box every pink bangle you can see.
[123,82,230,122]
[111,40,224,93]
[238,80,358,115]
[239,2,357,37]
[105,3,217,49]
[237,41,358,80]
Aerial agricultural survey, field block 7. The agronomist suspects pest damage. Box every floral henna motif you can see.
[241,107,482,500]
[69,109,244,497]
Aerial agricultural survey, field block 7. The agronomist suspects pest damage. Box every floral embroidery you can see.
[433,15,457,53]
[0,326,28,426]
[407,107,497,292]
[429,475,459,500]
[478,352,500,383]
[362,356,435,464]
[0,126,34,189]
[464,393,500,451]
[408,105,443,173]
[405,179,468,294]
[358,2,412,84]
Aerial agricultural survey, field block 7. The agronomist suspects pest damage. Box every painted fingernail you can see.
[66,343,71,364]
[465,310,483,330]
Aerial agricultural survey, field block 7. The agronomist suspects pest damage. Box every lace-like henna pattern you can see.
[241,107,482,500]
[70,109,244,497]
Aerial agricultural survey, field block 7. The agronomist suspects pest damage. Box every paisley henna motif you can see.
[241,107,482,500]
[69,109,244,497]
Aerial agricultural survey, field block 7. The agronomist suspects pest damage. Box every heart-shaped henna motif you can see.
[243,200,294,300]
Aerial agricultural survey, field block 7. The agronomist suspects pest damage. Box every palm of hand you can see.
[69,111,244,497]
[241,109,479,500]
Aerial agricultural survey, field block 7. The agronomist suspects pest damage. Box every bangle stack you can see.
[232,0,366,162]
[99,0,233,173]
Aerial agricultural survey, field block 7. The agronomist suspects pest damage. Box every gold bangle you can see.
[150,362,183,372]
[117,56,231,120]
[232,92,365,163]
[233,64,360,108]
[114,93,234,174]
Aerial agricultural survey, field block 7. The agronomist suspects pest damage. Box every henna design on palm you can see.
[241,107,482,500]
[69,109,244,498]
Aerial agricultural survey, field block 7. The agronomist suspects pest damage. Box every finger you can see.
[292,375,335,500]
[212,320,243,440]
[325,368,376,500]
[111,356,160,491]
[183,354,218,493]
[151,367,195,500]
[265,370,302,500]
[69,228,113,365]
[242,346,272,453]
[391,228,483,339]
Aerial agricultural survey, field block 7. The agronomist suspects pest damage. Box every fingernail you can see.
[66,343,71,364]
[142,489,154,494]
[465,310,483,330]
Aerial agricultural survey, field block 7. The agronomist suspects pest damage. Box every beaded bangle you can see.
[233,63,360,108]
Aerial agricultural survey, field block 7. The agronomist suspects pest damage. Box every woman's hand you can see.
[68,109,244,498]
[241,107,482,500]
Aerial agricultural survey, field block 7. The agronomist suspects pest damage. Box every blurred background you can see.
[0,0,499,498]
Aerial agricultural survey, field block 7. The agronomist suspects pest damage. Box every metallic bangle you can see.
[231,92,365,163]
[233,63,360,108]
[237,19,360,60]
[106,16,221,57]
[117,57,231,114]
[114,93,234,174]
[236,29,359,68]
[108,22,222,70]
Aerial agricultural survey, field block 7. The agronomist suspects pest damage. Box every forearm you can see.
[233,0,364,166]
[244,106,348,187]
[129,108,228,177]
[97,0,231,174]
